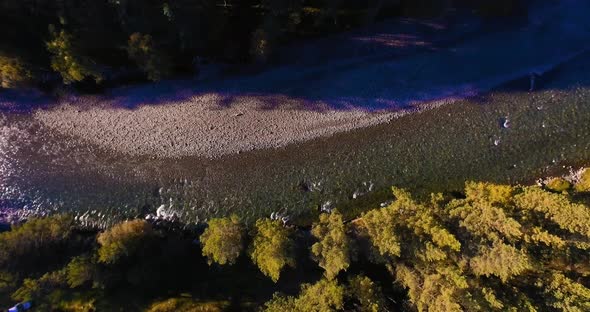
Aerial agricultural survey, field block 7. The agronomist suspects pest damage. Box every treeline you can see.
[0,0,529,90]
[1,169,589,311]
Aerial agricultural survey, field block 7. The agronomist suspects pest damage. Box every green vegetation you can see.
[575,168,590,192]
[2,169,590,311]
[146,297,229,312]
[311,210,351,280]
[127,33,172,82]
[47,27,103,84]
[200,215,245,265]
[0,54,32,88]
[97,219,154,264]
[249,219,295,282]
[546,177,572,193]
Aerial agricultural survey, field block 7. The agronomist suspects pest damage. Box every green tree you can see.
[127,32,171,81]
[347,275,386,312]
[65,255,95,288]
[311,210,351,279]
[47,27,102,84]
[249,218,295,282]
[200,215,244,265]
[97,219,154,264]
[263,278,345,312]
[0,54,32,88]
[469,242,531,282]
[12,269,67,302]
[146,297,229,312]
[0,215,72,270]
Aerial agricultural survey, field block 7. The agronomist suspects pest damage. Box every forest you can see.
[1,169,590,311]
[0,0,529,90]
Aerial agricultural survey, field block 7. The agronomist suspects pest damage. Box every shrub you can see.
[47,27,102,84]
[546,177,572,193]
[97,220,154,264]
[0,55,32,88]
[575,168,590,192]
[0,215,72,270]
[127,33,171,81]
[65,256,95,288]
[146,298,228,312]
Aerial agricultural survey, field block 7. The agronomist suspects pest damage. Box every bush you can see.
[127,33,172,81]
[545,177,572,193]
[146,298,228,312]
[0,215,72,270]
[97,220,154,264]
[0,55,32,88]
[575,168,590,192]
[47,27,102,84]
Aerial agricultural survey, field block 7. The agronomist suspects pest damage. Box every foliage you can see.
[249,218,295,282]
[263,278,345,312]
[0,54,32,88]
[97,220,154,264]
[469,242,531,282]
[545,177,572,193]
[0,271,16,293]
[12,269,67,301]
[575,168,590,192]
[311,210,351,279]
[514,186,590,238]
[66,255,95,288]
[539,272,590,311]
[200,215,244,265]
[47,27,102,84]
[0,215,72,270]
[361,206,400,259]
[4,176,590,312]
[347,275,386,312]
[360,182,590,311]
[127,33,171,81]
[146,297,229,312]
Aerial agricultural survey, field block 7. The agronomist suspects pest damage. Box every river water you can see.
[2,62,590,228]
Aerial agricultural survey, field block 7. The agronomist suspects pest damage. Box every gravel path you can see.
[33,0,590,158]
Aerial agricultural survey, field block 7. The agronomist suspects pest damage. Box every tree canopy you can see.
[249,218,295,282]
[200,215,245,266]
[311,209,351,280]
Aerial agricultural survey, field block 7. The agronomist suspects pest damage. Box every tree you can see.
[12,269,67,302]
[249,218,295,282]
[311,210,351,279]
[66,255,95,288]
[127,32,171,81]
[0,54,32,88]
[361,205,400,259]
[97,219,154,264]
[46,27,102,84]
[200,215,244,265]
[514,186,590,239]
[469,242,531,282]
[347,275,386,312]
[146,297,228,312]
[0,215,72,270]
[263,278,345,312]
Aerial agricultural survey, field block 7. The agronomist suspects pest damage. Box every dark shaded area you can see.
[0,0,531,89]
